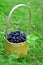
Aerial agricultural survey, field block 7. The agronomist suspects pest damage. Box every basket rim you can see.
[4,37,26,45]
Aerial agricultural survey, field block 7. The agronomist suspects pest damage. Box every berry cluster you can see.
[7,30,26,43]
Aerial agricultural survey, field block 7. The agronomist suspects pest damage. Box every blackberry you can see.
[7,30,26,43]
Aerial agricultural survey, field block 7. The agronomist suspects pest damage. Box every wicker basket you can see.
[4,4,31,57]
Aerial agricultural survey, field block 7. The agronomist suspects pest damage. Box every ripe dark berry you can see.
[7,30,26,43]
[15,30,20,34]
[7,38,12,42]
[20,32,26,39]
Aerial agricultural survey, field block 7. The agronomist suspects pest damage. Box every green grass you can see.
[0,0,43,65]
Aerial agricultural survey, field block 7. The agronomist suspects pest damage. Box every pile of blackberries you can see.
[7,30,26,43]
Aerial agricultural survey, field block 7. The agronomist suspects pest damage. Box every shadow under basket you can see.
[4,37,28,57]
[4,4,31,57]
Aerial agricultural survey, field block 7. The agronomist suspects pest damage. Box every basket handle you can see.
[5,4,31,38]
